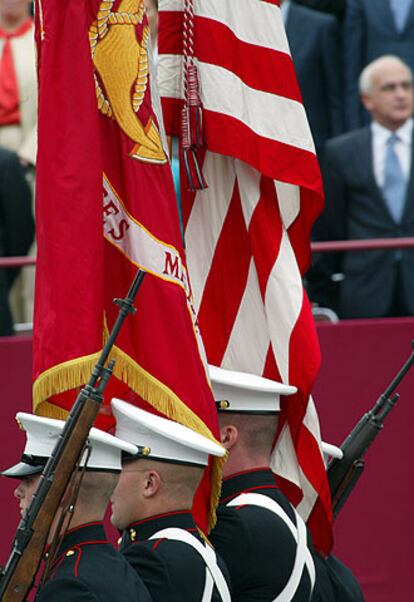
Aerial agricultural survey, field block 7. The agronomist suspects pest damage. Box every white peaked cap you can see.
[111,398,226,467]
[1,412,138,478]
[209,365,297,413]
[321,441,343,461]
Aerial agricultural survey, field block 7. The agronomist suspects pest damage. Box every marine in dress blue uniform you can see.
[37,522,152,602]
[120,510,230,602]
[208,365,316,602]
[1,412,152,602]
[211,468,315,601]
[111,399,231,602]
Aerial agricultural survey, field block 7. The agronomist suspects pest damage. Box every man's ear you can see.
[220,424,238,451]
[142,469,162,498]
[360,92,373,112]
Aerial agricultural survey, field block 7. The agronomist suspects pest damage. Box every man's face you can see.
[0,0,31,20]
[14,474,40,516]
[110,460,147,531]
[362,61,414,130]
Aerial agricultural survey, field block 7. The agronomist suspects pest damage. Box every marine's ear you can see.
[219,424,239,451]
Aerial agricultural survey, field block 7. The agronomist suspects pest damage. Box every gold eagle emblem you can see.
[89,0,166,164]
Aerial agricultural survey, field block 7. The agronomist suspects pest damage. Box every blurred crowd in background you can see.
[2,0,414,336]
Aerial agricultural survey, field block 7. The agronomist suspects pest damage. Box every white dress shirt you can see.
[371,118,413,188]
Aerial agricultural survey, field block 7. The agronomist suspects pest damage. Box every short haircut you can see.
[359,55,413,94]
[76,471,119,512]
[154,460,204,504]
[219,412,278,459]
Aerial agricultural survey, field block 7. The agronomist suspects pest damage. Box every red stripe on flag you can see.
[158,10,183,55]
[249,176,283,298]
[263,344,283,385]
[308,497,334,555]
[160,14,302,102]
[161,97,182,138]
[288,188,324,274]
[288,293,321,404]
[197,181,251,365]
[203,110,322,194]
[298,420,333,554]
[160,13,183,52]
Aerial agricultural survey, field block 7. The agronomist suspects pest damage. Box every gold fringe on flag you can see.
[33,352,101,416]
[33,346,225,531]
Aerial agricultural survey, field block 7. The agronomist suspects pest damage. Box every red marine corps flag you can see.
[158,0,333,553]
[32,0,222,531]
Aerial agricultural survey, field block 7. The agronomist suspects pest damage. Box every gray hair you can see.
[359,55,413,94]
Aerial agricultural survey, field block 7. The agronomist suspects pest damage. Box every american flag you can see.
[158,0,332,553]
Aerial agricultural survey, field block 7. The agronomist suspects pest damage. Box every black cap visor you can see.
[1,455,47,479]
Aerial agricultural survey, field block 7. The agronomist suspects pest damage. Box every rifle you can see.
[328,341,414,519]
[0,269,146,601]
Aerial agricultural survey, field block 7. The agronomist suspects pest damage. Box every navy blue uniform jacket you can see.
[36,522,152,601]
[120,510,231,602]
[209,469,314,602]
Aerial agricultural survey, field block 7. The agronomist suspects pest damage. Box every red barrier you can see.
[311,237,414,252]
[1,236,414,270]
[0,256,36,268]
[1,322,414,601]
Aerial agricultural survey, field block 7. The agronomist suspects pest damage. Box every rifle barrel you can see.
[0,269,146,601]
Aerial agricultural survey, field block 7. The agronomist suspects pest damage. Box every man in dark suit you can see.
[110,399,231,602]
[281,0,343,155]
[344,0,414,129]
[0,147,34,335]
[293,0,345,22]
[308,55,414,319]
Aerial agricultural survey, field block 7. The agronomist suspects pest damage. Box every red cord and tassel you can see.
[181,2,207,191]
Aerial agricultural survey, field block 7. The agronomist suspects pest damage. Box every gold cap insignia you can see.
[65,550,75,557]
[129,528,136,542]
[218,400,230,410]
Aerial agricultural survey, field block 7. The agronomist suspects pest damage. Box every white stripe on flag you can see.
[222,259,270,374]
[198,0,289,55]
[200,63,314,153]
[271,423,301,488]
[158,55,182,100]
[297,466,319,521]
[162,0,288,55]
[303,396,323,443]
[235,161,262,228]
[185,152,236,311]
[264,230,303,383]
[297,399,324,520]
[158,57,315,153]
[275,181,301,231]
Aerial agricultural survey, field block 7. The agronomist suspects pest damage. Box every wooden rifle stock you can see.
[0,269,146,601]
[1,397,101,601]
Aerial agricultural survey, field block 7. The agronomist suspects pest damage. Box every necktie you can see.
[0,19,33,125]
[391,0,412,31]
[382,134,406,223]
